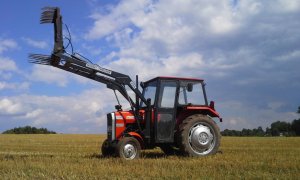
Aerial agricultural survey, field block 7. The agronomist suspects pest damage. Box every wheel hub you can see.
[123,144,136,159]
[199,132,209,145]
[189,124,214,154]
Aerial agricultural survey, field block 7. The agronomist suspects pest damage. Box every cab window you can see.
[141,80,157,106]
[178,82,205,105]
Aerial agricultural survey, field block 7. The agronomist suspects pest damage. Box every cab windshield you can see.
[141,80,157,107]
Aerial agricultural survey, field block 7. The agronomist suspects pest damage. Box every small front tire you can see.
[101,139,115,157]
[117,137,141,160]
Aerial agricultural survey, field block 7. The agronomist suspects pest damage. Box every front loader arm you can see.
[54,53,134,105]
[29,7,147,106]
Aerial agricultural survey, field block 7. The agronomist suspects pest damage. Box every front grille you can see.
[107,113,115,141]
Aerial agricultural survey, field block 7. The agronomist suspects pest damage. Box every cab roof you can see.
[144,76,204,84]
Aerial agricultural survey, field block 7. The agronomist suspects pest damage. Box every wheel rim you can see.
[188,123,215,155]
[123,143,137,159]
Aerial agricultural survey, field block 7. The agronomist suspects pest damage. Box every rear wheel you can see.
[179,114,221,156]
[117,137,141,160]
[101,139,115,157]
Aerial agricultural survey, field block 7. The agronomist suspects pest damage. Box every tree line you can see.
[222,106,300,136]
[222,119,300,136]
[2,126,56,134]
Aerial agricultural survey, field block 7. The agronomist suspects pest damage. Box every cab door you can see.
[155,80,178,143]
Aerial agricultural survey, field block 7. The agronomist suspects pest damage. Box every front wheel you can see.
[117,137,141,160]
[101,139,115,157]
[179,115,221,156]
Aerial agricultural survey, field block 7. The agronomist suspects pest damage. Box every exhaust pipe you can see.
[29,7,63,66]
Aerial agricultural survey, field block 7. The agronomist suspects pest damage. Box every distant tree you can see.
[231,130,241,136]
[241,128,251,136]
[221,118,299,137]
[265,127,272,136]
[221,127,266,137]
[221,129,231,136]
[298,106,300,114]
[291,119,300,136]
[221,129,242,136]
[256,126,265,136]
[2,126,56,134]
[270,121,291,136]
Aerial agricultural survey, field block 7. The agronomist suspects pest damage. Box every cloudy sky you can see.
[0,0,299,133]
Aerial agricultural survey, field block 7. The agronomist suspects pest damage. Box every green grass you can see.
[0,135,299,179]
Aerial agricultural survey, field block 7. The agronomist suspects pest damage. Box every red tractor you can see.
[30,7,222,159]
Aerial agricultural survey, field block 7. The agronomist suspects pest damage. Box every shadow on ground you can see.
[86,150,223,159]
[86,151,169,159]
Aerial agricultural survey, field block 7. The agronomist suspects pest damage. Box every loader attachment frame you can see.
[40,7,63,54]
[29,7,150,135]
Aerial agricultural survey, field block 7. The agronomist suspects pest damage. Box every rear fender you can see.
[176,106,222,126]
[186,106,220,118]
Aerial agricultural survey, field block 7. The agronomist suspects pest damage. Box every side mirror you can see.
[187,83,193,92]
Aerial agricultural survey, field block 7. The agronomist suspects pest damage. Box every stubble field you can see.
[0,134,299,179]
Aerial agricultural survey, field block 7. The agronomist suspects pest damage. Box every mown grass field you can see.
[0,135,299,179]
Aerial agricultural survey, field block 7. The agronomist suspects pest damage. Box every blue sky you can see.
[0,0,299,133]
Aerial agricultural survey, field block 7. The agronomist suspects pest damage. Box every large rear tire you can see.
[101,139,115,157]
[117,137,141,160]
[179,114,221,156]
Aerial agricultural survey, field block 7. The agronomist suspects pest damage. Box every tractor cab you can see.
[142,77,221,144]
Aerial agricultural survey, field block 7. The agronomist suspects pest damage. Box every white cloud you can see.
[210,15,237,34]
[106,28,134,48]
[0,72,12,80]
[0,57,17,72]
[275,50,300,62]
[81,43,102,55]
[24,109,43,119]
[0,38,17,54]
[85,0,152,40]
[0,37,29,93]
[28,63,99,87]
[0,56,19,81]
[227,117,249,127]
[271,0,300,13]
[22,37,48,49]
[0,98,24,116]
[238,1,263,15]
[87,0,245,74]
[0,81,29,91]
[103,52,205,82]
[0,38,19,80]
[124,0,297,82]
[267,102,285,111]
[29,65,69,87]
